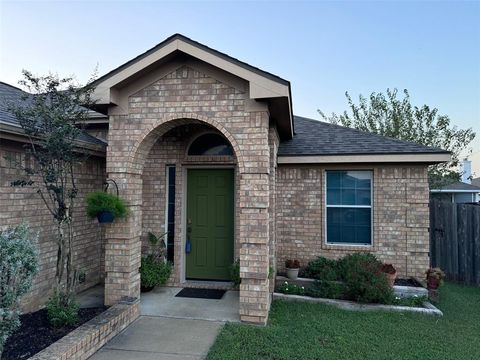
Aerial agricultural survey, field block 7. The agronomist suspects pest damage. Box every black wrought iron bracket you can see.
[104,178,119,197]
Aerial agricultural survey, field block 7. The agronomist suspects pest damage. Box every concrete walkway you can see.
[87,286,239,360]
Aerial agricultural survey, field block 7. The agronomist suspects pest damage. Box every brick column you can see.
[104,172,142,305]
[238,173,271,325]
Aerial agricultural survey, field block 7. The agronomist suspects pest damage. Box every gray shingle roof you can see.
[278,116,450,156]
[0,82,106,147]
[437,182,480,192]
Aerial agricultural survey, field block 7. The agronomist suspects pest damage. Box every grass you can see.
[207,283,480,360]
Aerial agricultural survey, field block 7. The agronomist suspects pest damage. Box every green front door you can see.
[186,169,234,280]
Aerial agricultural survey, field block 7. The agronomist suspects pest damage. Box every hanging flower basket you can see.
[96,210,115,223]
[86,185,128,224]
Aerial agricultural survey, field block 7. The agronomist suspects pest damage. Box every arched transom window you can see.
[188,133,233,156]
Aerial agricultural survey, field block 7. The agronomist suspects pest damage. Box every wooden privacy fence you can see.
[429,200,480,286]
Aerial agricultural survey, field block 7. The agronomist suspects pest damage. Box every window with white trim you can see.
[326,170,372,245]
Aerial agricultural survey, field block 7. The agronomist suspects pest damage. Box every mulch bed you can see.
[394,278,424,287]
[2,307,107,360]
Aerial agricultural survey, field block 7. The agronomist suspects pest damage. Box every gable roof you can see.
[431,181,480,193]
[0,81,107,149]
[91,33,293,139]
[92,33,290,88]
[472,177,480,187]
[278,116,450,164]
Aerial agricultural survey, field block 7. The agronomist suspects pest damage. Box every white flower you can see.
[395,296,400,300]
[301,286,305,289]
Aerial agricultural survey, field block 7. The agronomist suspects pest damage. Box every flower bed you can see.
[2,307,106,360]
[275,276,429,300]
[275,253,437,313]
[2,299,139,360]
[276,279,429,307]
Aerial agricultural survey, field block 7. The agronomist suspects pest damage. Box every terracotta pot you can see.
[427,278,440,290]
[384,272,397,288]
[286,268,299,280]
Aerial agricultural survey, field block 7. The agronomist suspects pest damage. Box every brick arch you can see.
[128,113,246,174]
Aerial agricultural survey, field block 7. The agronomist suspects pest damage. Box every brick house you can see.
[0,34,450,325]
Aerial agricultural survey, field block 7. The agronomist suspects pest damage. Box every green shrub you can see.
[307,280,346,299]
[46,290,80,328]
[339,253,393,303]
[230,259,241,288]
[85,191,128,219]
[303,256,339,281]
[140,256,172,288]
[277,281,306,296]
[0,224,39,356]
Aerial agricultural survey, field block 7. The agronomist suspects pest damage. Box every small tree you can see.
[7,70,96,317]
[319,89,476,188]
[0,223,39,357]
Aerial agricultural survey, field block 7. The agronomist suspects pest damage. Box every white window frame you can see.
[325,170,373,246]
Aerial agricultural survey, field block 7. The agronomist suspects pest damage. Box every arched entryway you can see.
[104,114,272,324]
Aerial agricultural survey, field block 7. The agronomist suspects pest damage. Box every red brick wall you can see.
[0,139,106,312]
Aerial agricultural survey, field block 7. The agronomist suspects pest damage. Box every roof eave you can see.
[277,152,451,164]
[430,189,480,193]
[0,121,106,157]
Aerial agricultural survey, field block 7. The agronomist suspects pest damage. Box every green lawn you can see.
[207,283,480,360]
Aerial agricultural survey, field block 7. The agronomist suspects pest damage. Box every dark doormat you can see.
[175,288,226,299]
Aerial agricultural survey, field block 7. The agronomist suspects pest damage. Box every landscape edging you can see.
[273,292,443,316]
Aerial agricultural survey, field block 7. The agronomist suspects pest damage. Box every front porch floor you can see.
[78,285,240,323]
[141,287,240,322]
[79,285,239,359]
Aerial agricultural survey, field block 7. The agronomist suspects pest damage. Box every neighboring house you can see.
[0,34,451,324]
[431,160,480,203]
[430,182,480,203]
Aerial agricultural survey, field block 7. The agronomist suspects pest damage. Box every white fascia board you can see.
[278,153,451,164]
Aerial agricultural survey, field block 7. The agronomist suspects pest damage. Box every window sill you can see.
[322,243,375,251]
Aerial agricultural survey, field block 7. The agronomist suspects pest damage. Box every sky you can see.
[1,0,479,168]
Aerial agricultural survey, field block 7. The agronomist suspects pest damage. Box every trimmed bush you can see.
[85,191,128,219]
[303,256,339,281]
[307,280,346,299]
[0,224,39,357]
[338,253,393,303]
[140,256,172,289]
[282,253,394,304]
[46,290,80,328]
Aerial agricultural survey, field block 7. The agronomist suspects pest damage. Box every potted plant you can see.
[86,191,128,223]
[425,267,445,289]
[285,259,300,280]
[140,231,172,292]
[381,263,397,287]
